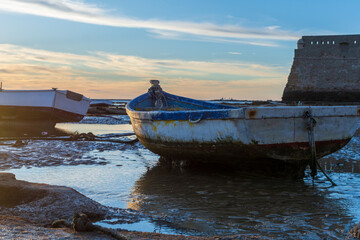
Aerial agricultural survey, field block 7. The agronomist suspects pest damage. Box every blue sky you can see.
[0,0,359,99]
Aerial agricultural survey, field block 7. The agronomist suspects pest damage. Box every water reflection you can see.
[129,164,356,239]
[322,135,360,173]
[56,123,133,136]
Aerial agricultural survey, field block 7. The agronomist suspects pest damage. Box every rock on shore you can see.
[0,172,107,224]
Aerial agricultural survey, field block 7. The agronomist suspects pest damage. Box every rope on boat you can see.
[304,111,336,186]
[304,111,317,178]
[0,132,138,145]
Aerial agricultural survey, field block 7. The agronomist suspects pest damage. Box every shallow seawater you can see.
[56,122,133,135]
[1,117,360,239]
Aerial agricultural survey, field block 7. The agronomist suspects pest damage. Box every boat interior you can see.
[131,92,235,112]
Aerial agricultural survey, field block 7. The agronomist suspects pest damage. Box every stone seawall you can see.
[282,35,360,102]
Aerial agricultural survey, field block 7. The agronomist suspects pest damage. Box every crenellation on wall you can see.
[282,34,360,102]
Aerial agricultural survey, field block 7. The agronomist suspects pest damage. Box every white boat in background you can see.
[0,88,91,127]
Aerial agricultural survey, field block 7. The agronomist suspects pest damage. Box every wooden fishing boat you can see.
[0,88,91,127]
[126,80,360,176]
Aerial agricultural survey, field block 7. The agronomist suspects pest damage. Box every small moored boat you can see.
[0,88,91,127]
[126,80,360,177]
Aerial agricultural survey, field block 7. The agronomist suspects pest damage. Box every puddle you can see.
[98,219,177,235]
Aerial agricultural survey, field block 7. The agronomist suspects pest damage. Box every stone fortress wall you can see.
[282,35,360,102]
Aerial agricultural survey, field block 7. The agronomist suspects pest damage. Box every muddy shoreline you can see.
[1,172,359,239]
[0,117,359,239]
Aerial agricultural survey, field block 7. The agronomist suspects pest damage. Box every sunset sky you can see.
[0,0,359,100]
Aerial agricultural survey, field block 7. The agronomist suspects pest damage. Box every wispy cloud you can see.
[0,0,299,46]
[0,44,288,100]
[228,52,242,55]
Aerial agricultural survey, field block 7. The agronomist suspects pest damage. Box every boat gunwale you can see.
[126,92,240,121]
[126,92,360,121]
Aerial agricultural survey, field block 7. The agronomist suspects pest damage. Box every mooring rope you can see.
[304,111,336,186]
[304,111,317,178]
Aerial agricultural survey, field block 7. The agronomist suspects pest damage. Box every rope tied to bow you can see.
[304,111,317,178]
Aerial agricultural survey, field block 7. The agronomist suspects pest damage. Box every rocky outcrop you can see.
[0,173,107,224]
[283,35,360,103]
